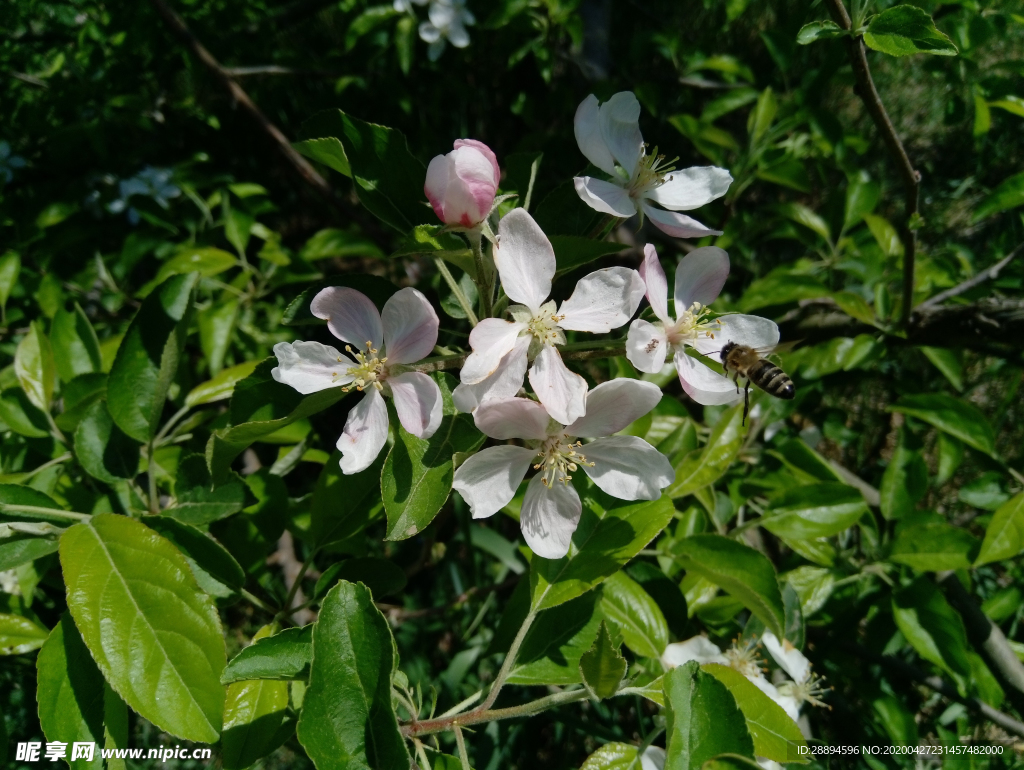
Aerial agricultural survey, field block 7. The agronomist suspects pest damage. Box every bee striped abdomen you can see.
[748,359,795,399]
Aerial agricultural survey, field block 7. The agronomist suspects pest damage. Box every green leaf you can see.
[599,571,669,660]
[384,373,484,540]
[580,743,643,769]
[0,250,20,313]
[293,137,351,177]
[921,347,963,392]
[144,516,245,596]
[863,213,903,257]
[863,5,958,57]
[797,20,846,44]
[0,613,49,655]
[300,228,385,261]
[60,513,226,741]
[889,393,995,457]
[738,272,829,313]
[198,299,240,376]
[533,180,605,237]
[974,172,1024,221]
[139,248,237,298]
[664,661,754,770]
[168,453,250,525]
[976,493,1024,566]
[671,534,785,639]
[50,303,102,383]
[892,576,971,686]
[310,451,386,549]
[880,429,928,520]
[222,624,291,770]
[0,531,59,572]
[107,272,199,443]
[390,225,475,275]
[222,625,313,684]
[530,481,675,611]
[55,372,108,433]
[185,360,260,408]
[549,236,627,274]
[36,613,106,770]
[990,95,1024,118]
[0,388,50,437]
[831,291,876,325]
[748,87,777,145]
[299,109,434,233]
[510,591,605,685]
[668,403,748,498]
[702,754,766,770]
[296,581,409,769]
[768,439,842,484]
[702,664,808,763]
[760,483,868,539]
[15,320,56,413]
[890,523,980,571]
[579,621,627,699]
[784,566,836,618]
[74,400,141,484]
[775,202,831,243]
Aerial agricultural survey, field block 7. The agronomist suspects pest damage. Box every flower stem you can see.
[402,687,590,738]
[0,504,91,522]
[454,726,471,770]
[434,257,478,326]
[466,229,493,319]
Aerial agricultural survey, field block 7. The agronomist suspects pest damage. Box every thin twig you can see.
[825,0,921,329]
[222,65,339,78]
[402,687,590,738]
[0,504,91,522]
[917,243,1024,310]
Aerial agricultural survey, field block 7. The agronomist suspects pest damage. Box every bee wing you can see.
[753,339,803,356]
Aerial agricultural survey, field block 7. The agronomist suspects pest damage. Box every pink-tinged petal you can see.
[565,379,662,438]
[660,636,728,670]
[574,95,618,176]
[691,314,779,357]
[642,202,722,239]
[558,267,646,333]
[644,166,733,211]
[581,435,674,500]
[639,243,670,322]
[381,287,439,364]
[452,445,536,519]
[453,139,499,186]
[452,335,529,413]
[389,371,443,439]
[573,176,637,217]
[272,341,354,394]
[424,143,497,226]
[473,397,551,441]
[461,318,525,384]
[674,246,730,310]
[494,209,554,313]
[674,349,743,406]
[599,91,643,178]
[520,475,582,559]
[528,345,588,426]
[625,319,668,374]
[762,631,812,684]
[424,153,451,221]
[310,286,384,350]
[337,389,389,475]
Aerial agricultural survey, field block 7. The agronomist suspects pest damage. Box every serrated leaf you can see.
[579,621,627,699]
[599,571,669,660]
[669,403,748,498]
[890,523,979,571]
[144,516,245,596]
[222,625,313,684]
[510,591,605,685]
[892,576,971,687]
[74,400,141,484]
[976,493,1024,566]
[863,5,958,57]
[60,513,226,741]
[889,393,995,457]
[760,483,868,539]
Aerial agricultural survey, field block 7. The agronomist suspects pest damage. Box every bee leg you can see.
[732,372,740,394]
[742,380,751,426]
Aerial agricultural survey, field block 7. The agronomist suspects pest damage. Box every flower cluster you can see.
[395,0,474,61]
[273,91,781,558]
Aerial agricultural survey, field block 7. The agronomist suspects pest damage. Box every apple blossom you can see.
[762,631,829,714]
[272,286,443,475]
[573,91,733,238]
[425,138,499,228]
[457,208,645,423]
[452,379,674,558]
[626,243,779,405]
[417,0,475,61]
[641,746,665,770]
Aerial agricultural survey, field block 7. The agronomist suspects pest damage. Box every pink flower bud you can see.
[424,139,500,227]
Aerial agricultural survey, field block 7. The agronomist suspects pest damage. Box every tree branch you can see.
[825,0,921,329]
[916,242,1024,310]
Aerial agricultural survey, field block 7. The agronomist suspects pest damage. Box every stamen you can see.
[778,673,831,710]
[534,435,594,487]
[340,340,387,390]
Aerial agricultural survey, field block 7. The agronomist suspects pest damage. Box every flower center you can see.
[511,301,567,350]
[628,144,678,198]
[533,434,594,487]
[777,673,830,709]
[339,341,387,392]
[665,302,722,348]
[724,638,765,679]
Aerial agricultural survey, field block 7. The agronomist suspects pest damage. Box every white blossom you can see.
[626,243,778,405]
[762,631,829,716]
[418,0,474,61]
[272,287,443,475]
[456,208,645,424]
[452,380,674,558]
[573,92,732,238]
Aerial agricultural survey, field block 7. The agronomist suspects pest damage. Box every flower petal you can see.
[461,318,526,384]
[424,153,451,221]
[692,314,780,357]
[642,202,722,239]
[674,350,742,406]
[452,445,535,519]
[645,166,733,211]
[310,286,384,350]
[762,631,811,684]
[558,267,646,333]
[337,389,389,475]
[625,319,669,374]
[381,287,439,364]
[452,335,529,413]
[660,636,728,670]
[520,474,582,559]
[599,91,643,178]
[565,379,662,437]
[453,139,499,186]
[388,371,443,439]
[639,243,670,322]
[640,747,666,770]
[528,345,588,426]
[674,246,730,310]
[573,95,618,176]
[494,208,555,313]
[272,341,354,394]
[473,396,552,440]
[581,435,674,500]
[573,176,637,217]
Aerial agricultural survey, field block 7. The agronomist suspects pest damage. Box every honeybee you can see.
[719,341,796,425]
